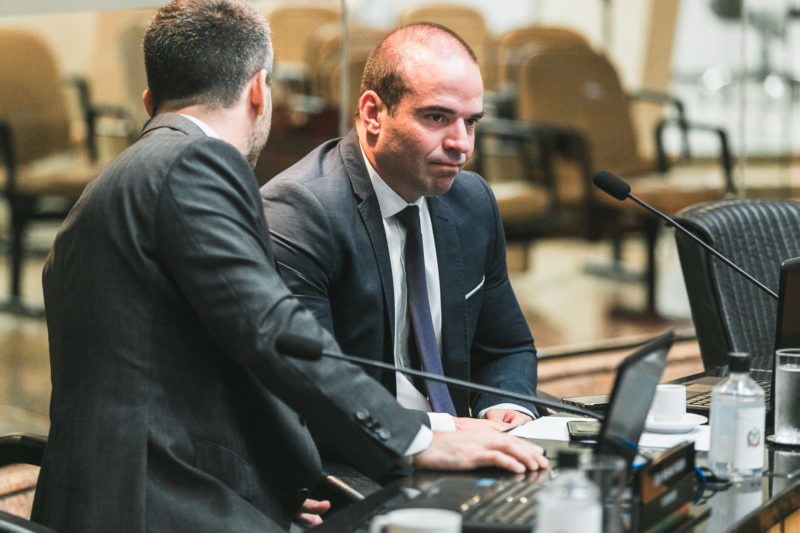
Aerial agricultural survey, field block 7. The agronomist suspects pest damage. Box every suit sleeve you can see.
[153,139,421,477]
[468,178,540,417]
[260,178,339,334]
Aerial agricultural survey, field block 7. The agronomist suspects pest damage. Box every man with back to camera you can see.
[261,23,540,435]
[30,2,548,532]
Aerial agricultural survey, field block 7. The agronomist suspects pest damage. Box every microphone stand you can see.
[319,348,603,421]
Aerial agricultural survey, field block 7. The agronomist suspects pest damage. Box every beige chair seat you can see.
[491,181,552,226]
[11,152,101,199]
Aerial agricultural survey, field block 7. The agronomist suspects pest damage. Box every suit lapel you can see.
[429,197,470,411]
[340,132,397,343]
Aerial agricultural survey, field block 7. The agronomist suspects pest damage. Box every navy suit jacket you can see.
[261,130,539,418]
[32,116,422,533]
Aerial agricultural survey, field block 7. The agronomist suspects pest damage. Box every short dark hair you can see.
[359,22,477,114]
[144,0,273,114]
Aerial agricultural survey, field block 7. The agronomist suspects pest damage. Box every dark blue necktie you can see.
[396,205,456,416]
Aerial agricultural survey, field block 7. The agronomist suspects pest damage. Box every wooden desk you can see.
[0,464,38,519]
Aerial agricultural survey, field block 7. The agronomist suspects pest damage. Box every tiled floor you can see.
[0,218,700,436]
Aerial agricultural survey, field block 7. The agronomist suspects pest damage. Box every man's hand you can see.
[453,416,513,432]
[484,409,533,426]
[412,430,549,474]
[293,498,331,527]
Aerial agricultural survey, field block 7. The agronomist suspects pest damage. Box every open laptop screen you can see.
[595,331,673,469]
[775,257,800,350]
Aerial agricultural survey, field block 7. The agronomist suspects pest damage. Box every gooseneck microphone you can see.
[592,170,778,300]
[275,333,604,421]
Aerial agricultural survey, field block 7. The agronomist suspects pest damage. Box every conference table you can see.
[689,445,800,532]
[316,435,800,532]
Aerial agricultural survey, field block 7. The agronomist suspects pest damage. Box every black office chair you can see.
[674,199,800,371]
[0,435,54,533]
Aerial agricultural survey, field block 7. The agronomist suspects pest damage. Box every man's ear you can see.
[358,90,384,135]
[142,89,154,117]
[248,69,269,116]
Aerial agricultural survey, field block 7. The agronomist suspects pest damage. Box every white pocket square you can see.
[465,276,485,299]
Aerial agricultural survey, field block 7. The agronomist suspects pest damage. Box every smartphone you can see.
[567,420,601,441]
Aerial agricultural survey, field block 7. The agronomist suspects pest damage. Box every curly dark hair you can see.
[144,0,273,114]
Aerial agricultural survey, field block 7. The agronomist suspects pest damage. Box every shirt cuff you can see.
[427,411,456,432]
[476,403,536,420]
[398,424,433,468]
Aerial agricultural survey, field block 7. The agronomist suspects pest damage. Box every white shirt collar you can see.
[179,114,220,139]
[359,143,424,219]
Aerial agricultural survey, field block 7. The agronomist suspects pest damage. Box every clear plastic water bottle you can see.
[708,352,766,480]
[535,450,602,533]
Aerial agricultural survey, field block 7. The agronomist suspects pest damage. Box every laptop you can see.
[314,331,673,533]
[564,256,800,416]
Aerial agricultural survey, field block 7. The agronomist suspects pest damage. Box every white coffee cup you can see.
[648,384,686,422]
[369,508,462,533]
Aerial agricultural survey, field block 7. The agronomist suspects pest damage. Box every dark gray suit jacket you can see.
[32,115,422,533]
[261,131,539,419]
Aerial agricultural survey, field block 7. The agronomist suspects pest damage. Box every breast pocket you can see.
[464,275,485,335]
[465,276,485,300]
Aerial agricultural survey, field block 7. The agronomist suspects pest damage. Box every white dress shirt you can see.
[179,114,220,138]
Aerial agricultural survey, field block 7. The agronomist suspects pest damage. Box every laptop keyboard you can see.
[460,479,542,528]
[322,478,546,533]
[687,380,771,409]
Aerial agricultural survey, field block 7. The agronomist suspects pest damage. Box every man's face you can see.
[371,52,484,203]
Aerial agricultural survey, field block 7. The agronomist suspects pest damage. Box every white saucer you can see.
[645,413,708,434]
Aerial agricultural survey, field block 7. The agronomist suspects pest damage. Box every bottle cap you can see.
[728,352,750,372]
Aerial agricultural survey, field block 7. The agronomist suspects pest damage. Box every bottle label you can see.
[734,406,765,470]
[537,504,602,533]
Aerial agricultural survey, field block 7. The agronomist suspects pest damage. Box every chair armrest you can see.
[474,117,594,208]
[88,103,140,144]
[64,75,99,162]
[0,435,46,467]
[483,86,517,120]
[655,118,735,194]
[0,511,57,533]
[64,75,140,161]
[629,87,735,194]
[629,87,691,161]
[0,120,17,195]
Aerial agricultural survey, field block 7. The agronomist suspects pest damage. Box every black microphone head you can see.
[275,333,323,361]
[592,170,631,201]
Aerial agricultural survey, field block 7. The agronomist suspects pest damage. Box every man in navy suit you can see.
[262,23,539,434]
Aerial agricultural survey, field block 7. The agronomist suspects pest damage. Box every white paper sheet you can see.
[510,416,710,451]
